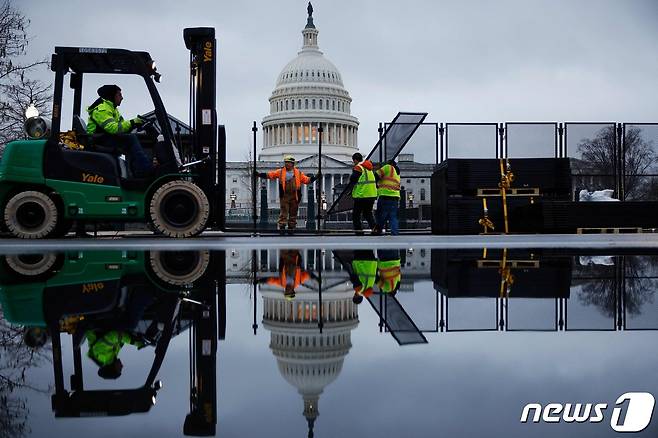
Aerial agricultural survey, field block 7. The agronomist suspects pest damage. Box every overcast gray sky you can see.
[16,0,658,160]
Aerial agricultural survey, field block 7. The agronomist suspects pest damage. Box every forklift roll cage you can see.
[45,27,222,229]
[50,47,176,151]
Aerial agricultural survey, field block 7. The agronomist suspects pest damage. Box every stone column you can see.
[330,174,335,202]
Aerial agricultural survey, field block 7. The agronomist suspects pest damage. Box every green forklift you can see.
[0,248,223,435]
[0,27,223,238]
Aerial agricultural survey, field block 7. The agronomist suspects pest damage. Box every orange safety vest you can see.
[266,267,311,290]
[376,164,401,197]
[267,167,312,201]
[377,260,401,293]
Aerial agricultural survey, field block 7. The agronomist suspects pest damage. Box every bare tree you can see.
[0,313,52,438]
[0,0,51,145]
[577,256,656,319]
[574,126,657,199]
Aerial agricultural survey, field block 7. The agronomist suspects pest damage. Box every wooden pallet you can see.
[577,227,643,234]
[477,187,540,197]
[477,260,540,269]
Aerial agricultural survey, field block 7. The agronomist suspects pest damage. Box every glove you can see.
[256,172,267,178]
[130,117,145,130]
[309,173,319,183]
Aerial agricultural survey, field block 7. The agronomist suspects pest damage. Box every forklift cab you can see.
[48,47,181,183]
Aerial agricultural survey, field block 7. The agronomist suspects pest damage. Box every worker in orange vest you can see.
[258,155,317,234]
[261,250,313,300]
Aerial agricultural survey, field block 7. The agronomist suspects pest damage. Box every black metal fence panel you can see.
[384,122,439,165]
[565,122,618,200]
[327,112,427,215]
[505,122,558,158]
[623,123,658,201]
[445,123,498,160]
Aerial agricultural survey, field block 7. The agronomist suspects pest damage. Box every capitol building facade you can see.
[224,3,432,225]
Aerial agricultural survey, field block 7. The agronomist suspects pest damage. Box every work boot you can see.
[286,227,295,236]
[278,226,286,236]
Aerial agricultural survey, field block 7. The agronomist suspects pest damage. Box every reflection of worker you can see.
[258,156,317,234]
[86,329,144,379]
[83,288,156,379]
[87,84,153,177]
[262,250,313,300]
[350,153,377,235]
[373,161,401,236]
[349,250,378,304]
[376,249,401,296]
[23,327,49,349]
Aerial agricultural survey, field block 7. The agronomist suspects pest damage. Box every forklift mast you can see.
[183,27,222,228]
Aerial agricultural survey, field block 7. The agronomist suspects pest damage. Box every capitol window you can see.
[312,99,316,109]
[319,100,323,109]
[291,100,295,109]
[332,100,335,110]
[305,99,308,109]
[298,99,301,108]
[285,100,288,110]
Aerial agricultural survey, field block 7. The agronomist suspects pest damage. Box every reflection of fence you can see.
[429,249,658,333]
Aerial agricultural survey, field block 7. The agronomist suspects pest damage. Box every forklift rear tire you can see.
[149,180,209,237]
[149,250,210,285]
[4,191,59,239]
[5,253,58,276]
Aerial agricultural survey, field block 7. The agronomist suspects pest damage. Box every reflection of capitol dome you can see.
[261,269,358,437]
[260,2,359,163]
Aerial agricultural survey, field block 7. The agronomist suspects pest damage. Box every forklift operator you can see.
[87,84,154,177]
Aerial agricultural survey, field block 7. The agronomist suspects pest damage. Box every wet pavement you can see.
[1,245,657,437]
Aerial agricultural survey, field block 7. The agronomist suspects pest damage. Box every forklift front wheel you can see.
[149,180,209,237]
[5,253,59,277]
[4,191,59,239]
[149,250,210,286]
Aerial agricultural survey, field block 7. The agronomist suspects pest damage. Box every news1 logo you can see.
[520,392,655,433]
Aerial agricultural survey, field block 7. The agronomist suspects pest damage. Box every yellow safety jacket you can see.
[376,164,401,198]
[352,259,378,291]
[352,162,377,199]
[377,259,401,293]
[87,99,133,135]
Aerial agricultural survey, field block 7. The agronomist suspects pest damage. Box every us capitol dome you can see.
[259,2,359,163]
[260,253,359,437]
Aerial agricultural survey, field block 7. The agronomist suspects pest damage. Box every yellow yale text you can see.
[203,41,213,62]
[82,282,105,293]
[82,173,104,184]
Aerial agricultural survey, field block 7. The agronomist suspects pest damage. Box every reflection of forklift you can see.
[0,249,224,436]
[0,27,222,238]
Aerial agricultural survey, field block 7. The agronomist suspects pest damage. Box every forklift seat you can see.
[72,115,87,135]
[70,116,129,179]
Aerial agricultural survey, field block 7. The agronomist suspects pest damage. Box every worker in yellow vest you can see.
[376,249,401,296]
[349,153,378,235]
[373,160,401,236]
[349,250,378,304]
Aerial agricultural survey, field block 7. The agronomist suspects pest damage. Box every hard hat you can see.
[284,155,295,163]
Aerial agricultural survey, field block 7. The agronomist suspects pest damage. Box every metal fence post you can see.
[252,121,258,232]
